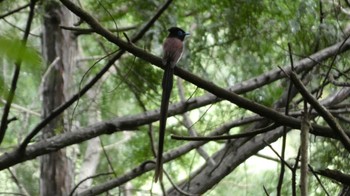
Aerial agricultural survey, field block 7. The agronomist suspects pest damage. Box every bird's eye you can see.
[177,31,183,36]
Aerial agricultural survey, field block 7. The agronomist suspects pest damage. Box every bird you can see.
[155,27,189,182]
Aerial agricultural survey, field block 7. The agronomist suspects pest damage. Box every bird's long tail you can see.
[155,66,174,182]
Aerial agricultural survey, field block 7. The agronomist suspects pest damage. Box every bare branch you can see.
[0,3,30,19]
[300,101,309,196]
[308,165,331,196]
[289,71,350,152]
[18,0,172,152]
[316,168,350,185]
[177,78,215,165]
[0,0,37,145]
[60,25,137,36]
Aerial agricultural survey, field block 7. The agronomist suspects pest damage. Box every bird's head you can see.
[167,27,190,41]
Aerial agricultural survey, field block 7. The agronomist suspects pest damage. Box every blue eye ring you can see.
[177,31,183,36]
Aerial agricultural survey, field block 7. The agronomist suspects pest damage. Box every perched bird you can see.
[155,27,189,182]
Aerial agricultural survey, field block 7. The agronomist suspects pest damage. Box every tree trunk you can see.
[40,1,77,195]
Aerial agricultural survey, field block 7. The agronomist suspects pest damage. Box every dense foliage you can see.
[0,0,350,195]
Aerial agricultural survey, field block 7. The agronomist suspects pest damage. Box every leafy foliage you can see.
[0,0,350,195]
[0,36,41,68]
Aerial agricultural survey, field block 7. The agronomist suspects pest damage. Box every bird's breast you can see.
[162,37,184,68]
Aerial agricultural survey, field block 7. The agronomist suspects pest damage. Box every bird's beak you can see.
[185,32,190,36]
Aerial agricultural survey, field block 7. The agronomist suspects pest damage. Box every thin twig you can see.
[264,141,293,170]
[18,0,171,152]
[316,33,350,98]
[99,138,117,177]
[263,186,270,196]
[177,78,215,165]
[0,0,37,145]
[7,168,30,196]
[289,71,350,152]
[58,0,339,144]
[308,165,330,196]
[19,50,125,152]
[277,42,294,195]
[291,148,301,196]
[163,169,195,196]
[0,3,30,19]
[69,172,114,196]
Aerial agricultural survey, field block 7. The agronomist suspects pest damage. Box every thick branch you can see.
[77,116,258,196]
[0,96,335,171]
[59,0,350,96]
[18,0,173,152]
[316,169,350,185]
[19,51,123,152]
[167,127,287,195]
[290,71,350,151]
[0,1,349,172]
[0,105,242,171]
[59,0,349,144]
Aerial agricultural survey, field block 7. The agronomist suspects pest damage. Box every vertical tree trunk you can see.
[40,1,77,195]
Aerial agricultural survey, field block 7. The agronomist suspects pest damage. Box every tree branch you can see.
[0,0,37,145]
[289,71,350,152]
[59,0,350,97]
[18,0,173,152]
[316,168,350,185]
[300,101,309,196]
[60,25,137,36]
[59,0,350,145]
[0,3,30,19]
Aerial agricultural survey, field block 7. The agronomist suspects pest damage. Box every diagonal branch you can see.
[0,99,336,171]
[0,2,30,19]
[177,78,215,165]
[18,0,174,152]
[76,116,273,196]
[60,0,350,97]
[0,0,349,171]
[316,169,350,185]
[0,0,37,145]
[4,1,347,167]
[0,105,248,171]
[289,71,350,151]
[60,25,137,36]
[59,0,349,147]
[19,51,123,152]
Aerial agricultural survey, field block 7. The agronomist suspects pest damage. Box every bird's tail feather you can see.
[155,66,174,182]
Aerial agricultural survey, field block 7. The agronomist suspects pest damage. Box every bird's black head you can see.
[167,27,190,41]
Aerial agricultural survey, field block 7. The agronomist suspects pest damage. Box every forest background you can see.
[0,0,350,195]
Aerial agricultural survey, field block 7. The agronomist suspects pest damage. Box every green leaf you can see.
[0,36,41,68]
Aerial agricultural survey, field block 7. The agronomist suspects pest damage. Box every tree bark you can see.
[40,1,77,195]
[167,84,301,195]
